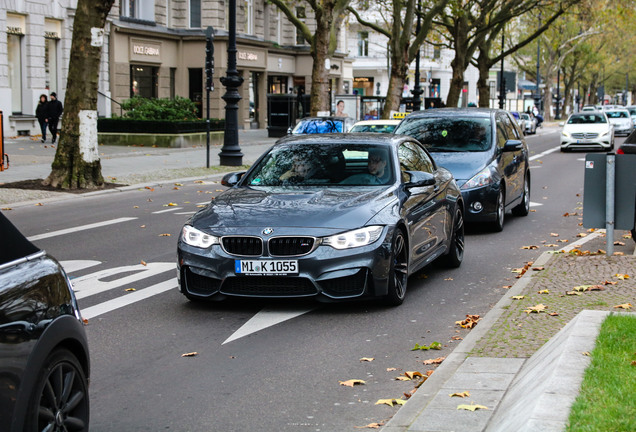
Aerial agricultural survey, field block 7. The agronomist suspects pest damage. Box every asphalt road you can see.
[5,128,624,431]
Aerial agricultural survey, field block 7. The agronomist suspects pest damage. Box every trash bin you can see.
[267,94,298,138]
[0,110,8,172]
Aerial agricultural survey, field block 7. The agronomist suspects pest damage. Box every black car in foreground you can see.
[394,108,530,231]
[0,212,90,432]
[178,134,464,305]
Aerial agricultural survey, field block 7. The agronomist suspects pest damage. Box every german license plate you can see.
[235,260,298,275]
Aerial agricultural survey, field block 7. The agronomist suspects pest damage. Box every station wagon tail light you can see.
[322,226,384,249]
[462,166,494,189]
[617,148,625,154]
[182,225,219,248]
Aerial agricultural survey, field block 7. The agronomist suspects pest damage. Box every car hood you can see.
[190,186,397,232]
[563,124,611,133]
[427,151,492,182]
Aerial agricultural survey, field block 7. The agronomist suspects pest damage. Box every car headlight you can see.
[322,226,384,249]
[181,225,219,248]
[601,130,610,137]
[561,130,570,138]
[461,166,494,189]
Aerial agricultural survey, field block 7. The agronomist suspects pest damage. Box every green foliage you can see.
[566,314,636,432]
[120,96,200,121]
[411,341,442,351]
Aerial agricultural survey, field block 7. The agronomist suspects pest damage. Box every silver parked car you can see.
[605,108,633,136]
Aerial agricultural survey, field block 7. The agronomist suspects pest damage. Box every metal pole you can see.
[536,13,541,113]
[411,0,423,111]
[606,154,615,256]
[499,31,505,109]
[218,0,244,166]
[556,67,560,119]
[205,26,215,169]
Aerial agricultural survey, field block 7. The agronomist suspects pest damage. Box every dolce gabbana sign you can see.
[130,39,162,62]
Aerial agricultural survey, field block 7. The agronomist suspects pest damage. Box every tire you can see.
[632,227,636,244]
[512,174,530,216]
[25,348,89,432]
[384,229,408,306]
[441,208,464,268]
[491,189,505,232]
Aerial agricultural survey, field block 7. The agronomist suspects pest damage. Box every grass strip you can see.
[565,313,636,432]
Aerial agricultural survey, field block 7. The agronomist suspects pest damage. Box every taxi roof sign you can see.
[391,112,407,119]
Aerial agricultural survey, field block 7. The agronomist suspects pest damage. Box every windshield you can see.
[292,119,344,134]
[349,124,397,133]
[606,111,629,119]
[567,114,607,124]
[243,143,395,187]
[394,117,492,152]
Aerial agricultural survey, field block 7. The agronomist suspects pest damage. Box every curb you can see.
[381,231,605,432]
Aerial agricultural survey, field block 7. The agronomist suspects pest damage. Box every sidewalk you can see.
[383,231,636,432]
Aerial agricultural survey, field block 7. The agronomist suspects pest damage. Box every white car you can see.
[625,106,636,129]
[604,108,633,136]
[520,112,536,134]
[349,119,401,133]
[560,111,614,152]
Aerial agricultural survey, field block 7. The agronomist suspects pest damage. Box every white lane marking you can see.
[529,145,560,161]
[530,201,543,207]
[60,260,102,274]
[175,211,197,215]
[152,207,183,214]
[72,262,175,300]
[81,279,177,319]
[223,307,315,345]
[27,217,138,241]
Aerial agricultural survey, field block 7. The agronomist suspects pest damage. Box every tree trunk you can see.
[382,39,409,118]
[309,5,334,116]
[44,0,114,189]
[446,55,467,108]
[476,47,492,108]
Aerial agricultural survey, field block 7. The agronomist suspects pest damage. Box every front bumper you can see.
[177,229,394,302]
[459,184,500,223]
[560,135,612,151]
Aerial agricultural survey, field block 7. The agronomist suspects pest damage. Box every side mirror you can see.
[404,171,436,188]
[221,172,245,187]
[559,122,565,127]
[503,139,523,152]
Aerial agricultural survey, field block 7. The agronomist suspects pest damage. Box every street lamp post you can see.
[411,0,423,111]
[536,13,541,113]
[218,0,244,166]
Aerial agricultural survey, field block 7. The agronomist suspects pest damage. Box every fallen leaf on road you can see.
[502,285,512,289]
[521,245,539,250]
[404,371,424,379]
[615,274,630,280]
[456,315,480,329]
[449,391,470,398]
[544,244,559,247]
[375,399,396,407]
[339,379,365,387]
[360,357,375,362]
[175,183,183,186]
[354,422,383,429]
[159,233,171,237]
[125,288,136,292]
[1,207,12,211]
[194,180,204,184]
[386,367,397,372]
[181,352,198,357]
[421,357,445,365]
[614,303,632,310]
[140,260,147,266]
[614,252,625,256]
[457,403,488,411]
[550,233,560,237]
[538,290,550,294]
[444,277,454,281]
[576,233,588,238]
[165,203,178,207]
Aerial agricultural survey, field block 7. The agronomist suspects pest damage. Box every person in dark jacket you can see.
[35,94,48,143]
[47,92,64,143]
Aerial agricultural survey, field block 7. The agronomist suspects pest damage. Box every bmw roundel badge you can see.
[262,228,274,235]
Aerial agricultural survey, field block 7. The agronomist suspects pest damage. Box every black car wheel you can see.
[512,174,530,216]
[441,208,464,268]
[26,348,89,432]
[491,189,505,232]
[385,229,408,306]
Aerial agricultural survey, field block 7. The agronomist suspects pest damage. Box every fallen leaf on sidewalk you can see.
[339,379,365,387]
[603,280,618,285]
[614,241,625,246]
[512,296,525,300]
[449,391,470,398]
[565,291,583,296]
[538,290,550,294]
[614,303,632,310]
[524,304,547,314]
[457,403,488,411]
[532,267,545,271]
[548,312,559,316]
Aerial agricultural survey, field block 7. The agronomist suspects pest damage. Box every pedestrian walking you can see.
[35,94,48,143]
[47,92,64,143]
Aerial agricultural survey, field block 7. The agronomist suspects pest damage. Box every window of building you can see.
[433,46,441,60]
[121,0,156,22]
[130,65,158,98]
[268,76,288,94]
[190,0,201,28]
[170,68,176,99]
[7,33,22,114]
[243,0,254,34]
[357,32,369,57]
[45,36,58,93]
[295,7,306,45]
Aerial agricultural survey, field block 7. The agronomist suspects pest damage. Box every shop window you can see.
[130,65,159,98]
[121,0,156,23]
[189,68,203,118]
[295,7,306,45]
[268,76,288,94]
[170,68,176,99]
[357,32,369,57]
[8,33,23,114]
[190,0,201,28]
[45,36,58,93]
[429,79,440,98]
